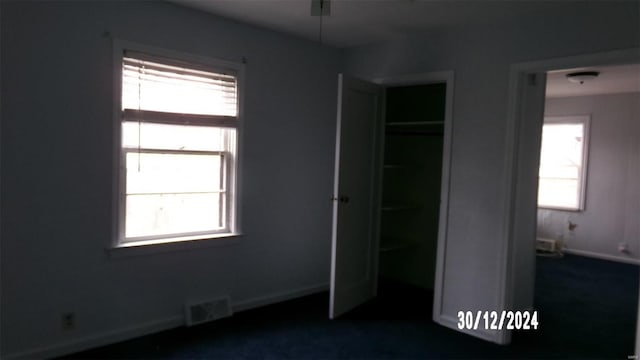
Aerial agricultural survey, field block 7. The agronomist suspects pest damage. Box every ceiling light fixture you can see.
[566,71,600,84]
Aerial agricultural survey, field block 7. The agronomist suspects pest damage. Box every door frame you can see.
[372,71,455,326]
[501,47,640,346]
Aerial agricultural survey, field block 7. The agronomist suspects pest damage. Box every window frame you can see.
[537,115,590,211]
[111,39,244,250]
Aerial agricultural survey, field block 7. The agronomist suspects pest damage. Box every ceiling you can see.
[169,0,571,48]
[546,64,640,98]
[169,1,639,98]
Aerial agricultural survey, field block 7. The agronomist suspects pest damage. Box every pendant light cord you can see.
[318,0,324,44]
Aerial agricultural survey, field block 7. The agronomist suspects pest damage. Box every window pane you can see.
[122,122,232,152]
[118,50,241,244]
[538,178,579,209]
[126,193,224,238]
[126,152,223,194]
[539,165,579,179]
[124,151,227,239]
[537,119,587,209]
[539,123,584,169]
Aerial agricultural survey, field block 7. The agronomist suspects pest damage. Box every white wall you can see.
[3,1,639,355]
[538,92,640,263]
[0,1,341,357]
[344,2,639,341]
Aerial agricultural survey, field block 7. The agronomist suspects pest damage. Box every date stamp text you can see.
[457,311,539,330]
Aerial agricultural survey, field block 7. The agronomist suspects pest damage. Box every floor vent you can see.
[185,296,232,327]
[536,238,559,253]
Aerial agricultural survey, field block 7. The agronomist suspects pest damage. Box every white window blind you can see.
[122,53,238,117]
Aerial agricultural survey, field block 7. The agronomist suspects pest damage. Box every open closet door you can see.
[330,74,384,319]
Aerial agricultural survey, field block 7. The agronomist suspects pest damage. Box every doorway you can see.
[505,48,640,352]
[378,83,445,294]
[529,63,640,357]
[330,72,455,323]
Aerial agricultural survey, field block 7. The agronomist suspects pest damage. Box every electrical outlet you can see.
[618,243,630,254]
[62,312,75,331]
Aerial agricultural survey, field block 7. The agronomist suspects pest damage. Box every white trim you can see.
[329,74,344,319]
[563,248,640,266]
[233,59,246,242]
[502,47,640,346]
[108,234,241,259]
[435,72,455,330]
[372,70,455,334]
[111,38,245,251]
[502,69,523,330]
[372,70,453,87]
[2,316,184,360]
[232,282,329,312]
[371,81,385,299]
[112,38,124,249]
[2,283,329,360]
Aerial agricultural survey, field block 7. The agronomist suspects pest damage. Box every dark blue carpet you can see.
[63,255,638,359]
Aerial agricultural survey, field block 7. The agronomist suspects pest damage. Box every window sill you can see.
[537,206,583,212]
[107,233,242,259]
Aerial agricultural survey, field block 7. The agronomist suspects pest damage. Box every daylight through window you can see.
[537,116,589,211]
[118,50,240,245]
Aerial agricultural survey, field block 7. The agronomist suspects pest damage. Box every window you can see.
[115,44,242,246]
[537,115,589,211]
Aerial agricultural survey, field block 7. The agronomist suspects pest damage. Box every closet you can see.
[329,75,450,319]
[378,83,446,290]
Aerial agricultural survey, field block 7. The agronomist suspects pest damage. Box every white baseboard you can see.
[232,282,329,312]
[563,248,640,266]
[3,316,184,360]
[2,282,330,360]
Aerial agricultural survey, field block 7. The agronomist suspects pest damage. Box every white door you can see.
[330,74,384,319]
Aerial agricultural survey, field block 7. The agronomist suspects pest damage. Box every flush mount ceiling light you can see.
[566,71,600,84]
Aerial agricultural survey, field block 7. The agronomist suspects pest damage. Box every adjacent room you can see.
[530,63,640,358]
[1,1,638,359]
